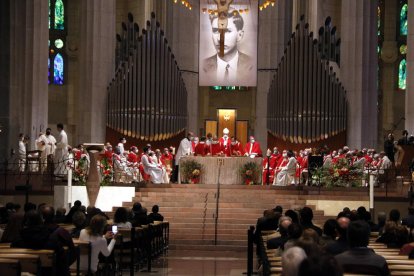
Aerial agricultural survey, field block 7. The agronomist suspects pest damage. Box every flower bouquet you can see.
[73,153,89,185]
[99,156,113,186]
[180,160,202,184]
[239,162,260,185]
[312,157,363,187]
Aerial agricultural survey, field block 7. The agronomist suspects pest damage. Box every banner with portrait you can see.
[199,0,258,87]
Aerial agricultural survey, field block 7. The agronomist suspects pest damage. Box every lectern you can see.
[83,143,105,207]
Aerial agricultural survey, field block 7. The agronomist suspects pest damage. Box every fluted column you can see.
[167,0,199,134]
[255,0,292,151]
[77,0,116,143]
[1,0,49,154]
[405,0,414,132]
[0,0,11,158]
[340,0,378,148]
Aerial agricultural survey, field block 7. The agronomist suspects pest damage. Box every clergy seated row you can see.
[261,145,397,186]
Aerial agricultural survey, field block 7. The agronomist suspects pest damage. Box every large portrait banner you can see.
[199,0,258,87]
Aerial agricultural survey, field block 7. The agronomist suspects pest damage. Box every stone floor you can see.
[137,250,249,276]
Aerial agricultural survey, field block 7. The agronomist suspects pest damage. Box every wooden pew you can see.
[0,253,40,275]
[116,227,137,276]
[0,243,11,248]
[72,239,91,276]
[0,258,21,276]
[0,248,55,274]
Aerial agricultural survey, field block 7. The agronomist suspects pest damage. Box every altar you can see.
[179,156,263,185]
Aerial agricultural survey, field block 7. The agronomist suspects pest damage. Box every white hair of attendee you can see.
[282,246,307,276]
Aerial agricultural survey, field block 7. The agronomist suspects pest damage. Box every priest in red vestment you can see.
[224,136,244,156]
[244,136,262,157]
[160,148,174,177]
[208,136,224,156]
[194,137,209,156]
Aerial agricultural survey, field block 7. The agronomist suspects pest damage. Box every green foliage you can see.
[180,160,203,184]
[239,161,261,185]
[312,158,364,187]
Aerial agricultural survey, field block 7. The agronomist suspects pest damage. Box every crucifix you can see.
[214,0,234,57]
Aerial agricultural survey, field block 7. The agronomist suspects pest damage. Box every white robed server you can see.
[274,151,297,186]
[142,147,165,184]
[36,128,56,169]
[54,124,68,176]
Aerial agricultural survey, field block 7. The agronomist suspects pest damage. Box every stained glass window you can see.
[54,0,64,30]
[400,44,407,55]
[396,1,407,91]
[48,58,50,84]
[399,59,406,90]
[55,39,64,49]
[54,54,64,85]
[377,6,381,36]
[49,0,66,85]
[400,3,408,36]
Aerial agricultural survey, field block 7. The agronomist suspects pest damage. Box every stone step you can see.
[168,239,247,246]
[168,244,247,252]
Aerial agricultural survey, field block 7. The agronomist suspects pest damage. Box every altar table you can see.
[179,156,263,185]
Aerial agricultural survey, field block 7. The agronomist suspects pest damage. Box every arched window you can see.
[397,0,407,91]
[400,3,408,36]
[49,0,67,85]
[399,58,407,90]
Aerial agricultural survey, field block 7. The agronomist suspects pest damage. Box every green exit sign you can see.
[211,86,248,91]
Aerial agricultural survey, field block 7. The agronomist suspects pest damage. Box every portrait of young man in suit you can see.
[200,9,256,86]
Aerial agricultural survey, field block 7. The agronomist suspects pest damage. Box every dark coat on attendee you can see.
[324,236,349,255]
[302,222,323,236]
[254,216,278,244]
[65,205,80,223]
[148,212,164,223]
[132,209,149,227]
[384,140,395,162]
[267,235,289,250]
[12,225,50,249]
[335,247,390,276]
[402,214,414,228]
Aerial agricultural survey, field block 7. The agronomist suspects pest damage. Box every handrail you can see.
[214,162,222,245]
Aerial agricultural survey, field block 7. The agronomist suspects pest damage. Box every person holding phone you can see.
[78,215,117,273]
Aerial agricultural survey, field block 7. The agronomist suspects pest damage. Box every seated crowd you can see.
[0,199,164,275]
[255,204,414,276]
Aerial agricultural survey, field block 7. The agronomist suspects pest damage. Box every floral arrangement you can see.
[99,155,113,186]
[72,151,89,185]
[239,162,261,185]
[311,157,364,187]
[180,160,203,184]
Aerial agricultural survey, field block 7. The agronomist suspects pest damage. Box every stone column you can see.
[340,0,378,148]
[167,0,200,134]
[406,0,414,132]
[255,0,292,152]
[0,0,11,158]
[5,0,49,153]
[77,0,116,144]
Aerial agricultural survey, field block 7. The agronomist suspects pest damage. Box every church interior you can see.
[1,0,414,275]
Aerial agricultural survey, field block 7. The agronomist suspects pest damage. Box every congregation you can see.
[255,204,414,275]
[0,199,164,274]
